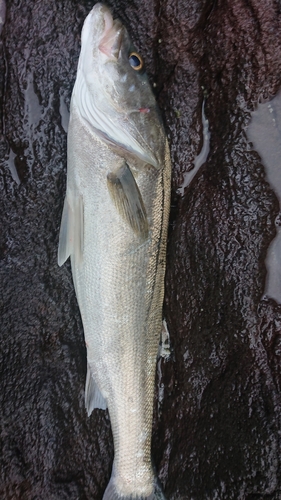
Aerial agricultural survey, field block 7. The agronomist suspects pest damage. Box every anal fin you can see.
[58,192,84,266]
[58,197,72,266]
[107,163,148,239]
[85,364,107,415]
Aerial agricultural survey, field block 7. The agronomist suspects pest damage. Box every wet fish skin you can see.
[58,4,171,499]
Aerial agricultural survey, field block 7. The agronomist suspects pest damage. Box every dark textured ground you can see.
[1,0,281,498]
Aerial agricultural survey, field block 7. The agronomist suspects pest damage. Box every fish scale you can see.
[58,4,171,499]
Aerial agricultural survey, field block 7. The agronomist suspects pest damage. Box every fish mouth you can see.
[81,3,123,62]
[98,10,123,60]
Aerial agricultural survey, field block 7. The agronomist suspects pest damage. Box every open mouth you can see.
[98,8,124,60]
[80,4,123,63]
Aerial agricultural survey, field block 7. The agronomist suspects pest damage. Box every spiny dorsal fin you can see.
[107,162,148,239]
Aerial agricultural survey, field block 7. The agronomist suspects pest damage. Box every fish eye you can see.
[128,52,144,71]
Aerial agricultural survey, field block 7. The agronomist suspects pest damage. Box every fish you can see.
[58,3,171,499]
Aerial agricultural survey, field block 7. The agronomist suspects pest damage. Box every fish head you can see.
[73,3,166,168]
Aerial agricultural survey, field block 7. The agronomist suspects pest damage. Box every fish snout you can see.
[98,18,124,60]
[82,3,124,61]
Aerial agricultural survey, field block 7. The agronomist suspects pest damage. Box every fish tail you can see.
[102,474,166,500]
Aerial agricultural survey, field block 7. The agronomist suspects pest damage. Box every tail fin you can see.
[102,474,166,500]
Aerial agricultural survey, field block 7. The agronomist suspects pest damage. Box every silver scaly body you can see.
[58,4,171,499]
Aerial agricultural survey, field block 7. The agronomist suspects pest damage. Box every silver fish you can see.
[58,4,171,499]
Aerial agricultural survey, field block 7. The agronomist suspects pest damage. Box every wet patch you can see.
[247,91,281,303]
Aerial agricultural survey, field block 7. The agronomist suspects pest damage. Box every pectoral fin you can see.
[107,163,148,239]
[58,193,84,266]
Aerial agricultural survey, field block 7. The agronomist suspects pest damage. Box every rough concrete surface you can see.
[1,0,281,498]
